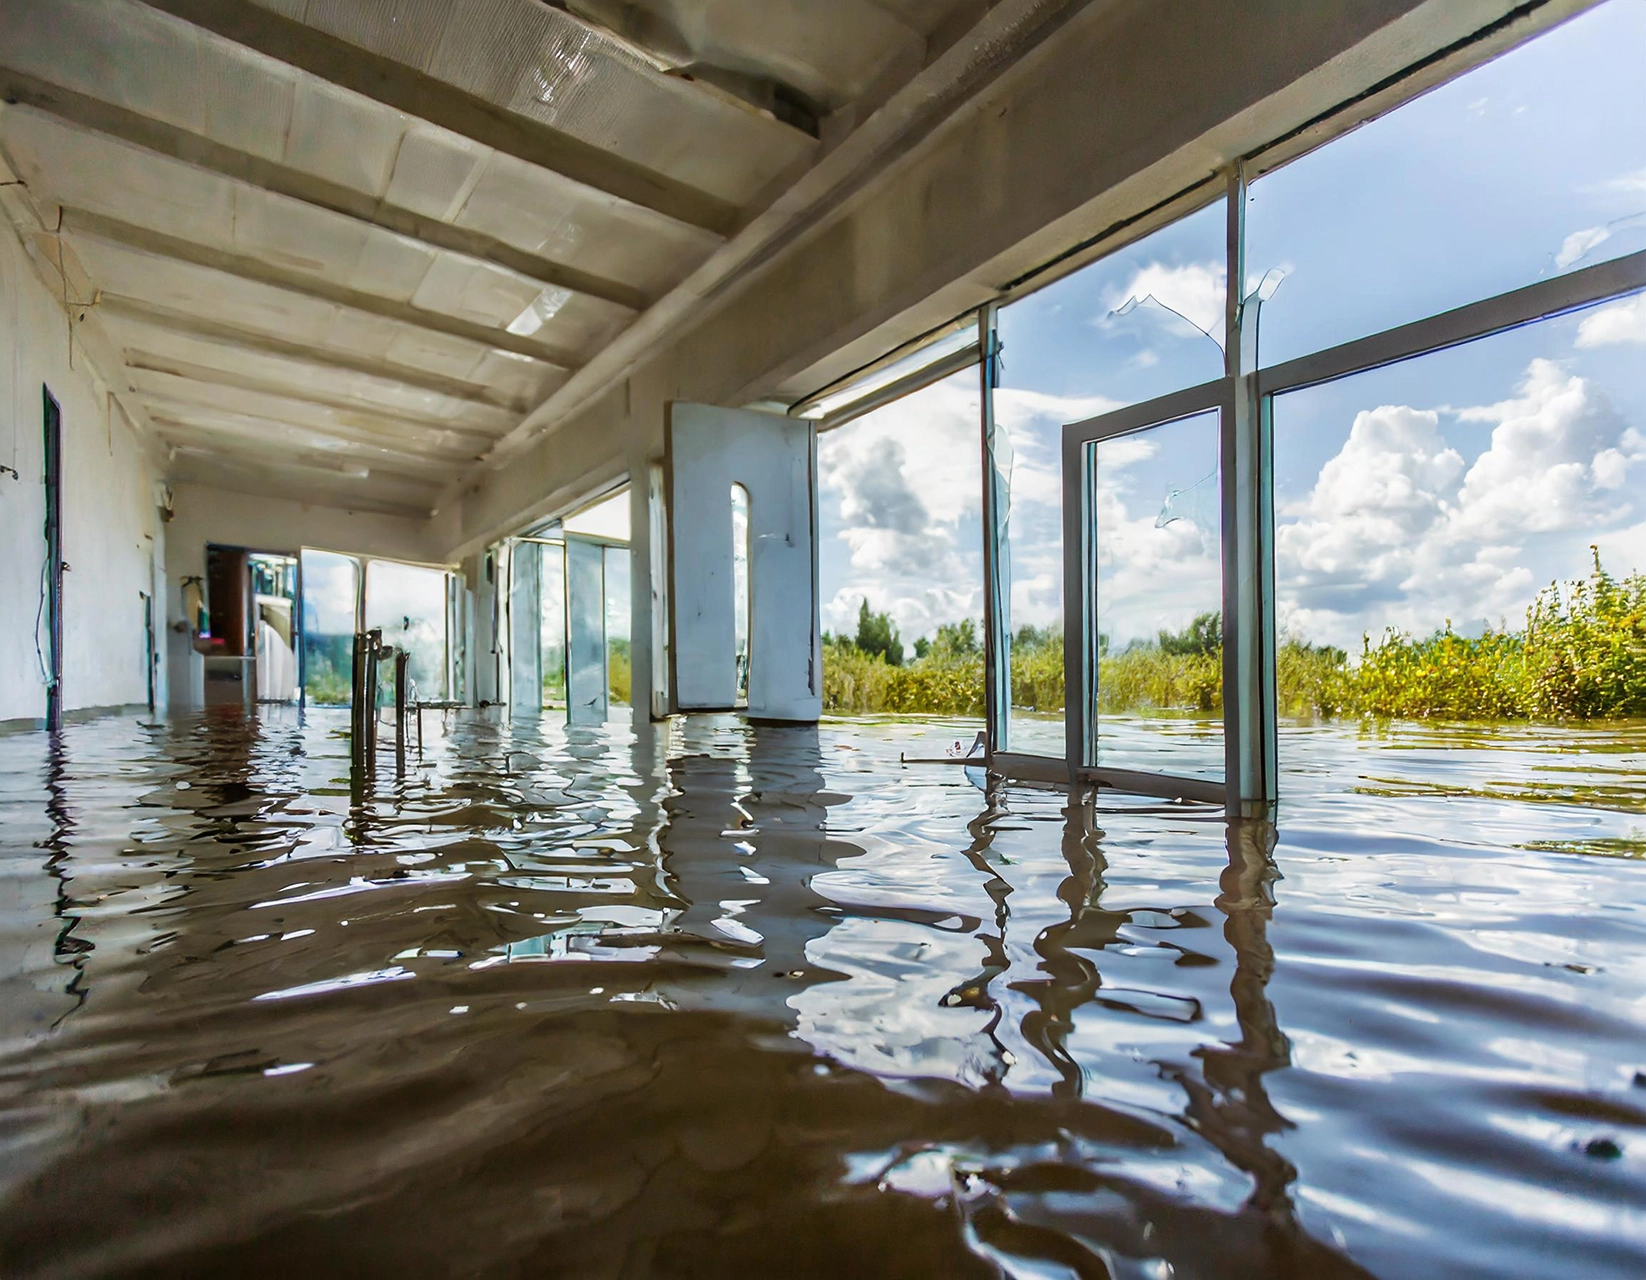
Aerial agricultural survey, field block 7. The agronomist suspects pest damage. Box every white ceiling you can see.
[0,0,990,516]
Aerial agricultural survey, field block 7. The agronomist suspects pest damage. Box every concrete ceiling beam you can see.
[118,350,512,444]
[0,75,659,315]
[150,416,460,485]
[169,451,439,519]
[61,209,586,371]
[99,297,537,417]
[136,0,743,236]
[132,376,492,465]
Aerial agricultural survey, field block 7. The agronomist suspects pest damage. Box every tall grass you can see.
[822,552,1646,722]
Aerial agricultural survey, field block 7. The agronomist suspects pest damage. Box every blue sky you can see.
[817,0,1645,655]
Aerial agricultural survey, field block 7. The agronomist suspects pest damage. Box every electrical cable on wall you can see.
[34,552,52,689]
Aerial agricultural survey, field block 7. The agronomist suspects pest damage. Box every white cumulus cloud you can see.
[1575,294,1646,348]
[1276,359,1639,649]
[1103,261,1227,348]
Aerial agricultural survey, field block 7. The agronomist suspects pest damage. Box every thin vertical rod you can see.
[1060,428,1084,788]
[349,631,367,769]
[394,649,409,776]
[977,303,1008,758]
[365,629,382,765]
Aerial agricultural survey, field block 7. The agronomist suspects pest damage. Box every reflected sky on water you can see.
[1,709,1643,1277]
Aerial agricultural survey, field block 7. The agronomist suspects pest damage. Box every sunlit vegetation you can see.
[822,553,1646,721]
[609,637,632,706]
[303,636,353,705]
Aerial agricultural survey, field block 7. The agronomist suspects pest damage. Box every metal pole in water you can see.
[364,629,383,767]
[395,649,409,776]
[350,632,369,772]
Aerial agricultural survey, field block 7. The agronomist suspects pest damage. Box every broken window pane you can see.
[365,560,450,702]
[1247,0,1646,368]
[996,198,1226,755]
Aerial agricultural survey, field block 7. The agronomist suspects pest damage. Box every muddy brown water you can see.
[1,709,1643,1278]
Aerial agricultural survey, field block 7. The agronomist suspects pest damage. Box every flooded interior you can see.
[3,709,1643,1278]
[3,1,1643,1275]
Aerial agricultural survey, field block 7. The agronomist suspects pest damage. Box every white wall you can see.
[162,480,442,589]
[161,480,445,710]
[0,224,165,724]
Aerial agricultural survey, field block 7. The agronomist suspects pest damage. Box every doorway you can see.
[508,486,633,725]
[201,544,299,706]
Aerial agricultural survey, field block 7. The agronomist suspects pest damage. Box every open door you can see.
[564,534,608,725]
[507,539,541,720]
[667,403,820,722]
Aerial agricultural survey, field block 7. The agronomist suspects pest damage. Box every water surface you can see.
[1,709,1643,1277]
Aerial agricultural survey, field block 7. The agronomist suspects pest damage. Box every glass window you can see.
[815,366,984,717]
[564,489,631,540]
[299,549,357,706]
[1089,410,1224,780]
[365,560,450,702]
[799,321,979,420]
[996,198,1227,754]
[605,546,631,708]
[1272,290,1645,733]
[540,542,566,707]
[1248,0,1646,367]
[565,537,608,724]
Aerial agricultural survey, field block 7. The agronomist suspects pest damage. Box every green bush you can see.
[821,553,1646,722]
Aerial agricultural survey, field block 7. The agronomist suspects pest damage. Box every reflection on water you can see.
[1,709,1643,1277]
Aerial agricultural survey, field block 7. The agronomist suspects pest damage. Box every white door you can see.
[564,535,609,725]
[668,403,820,722]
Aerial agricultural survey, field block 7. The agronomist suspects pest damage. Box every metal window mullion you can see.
[1257,248,1646,397]
[1221,163,1277,815]
[1081,441,1100,768]
[1060,426,1084,787]
[979,304,1011,757]
[1064,376,1230,441]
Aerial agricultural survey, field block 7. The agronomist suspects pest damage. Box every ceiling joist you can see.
[137,0,747,235]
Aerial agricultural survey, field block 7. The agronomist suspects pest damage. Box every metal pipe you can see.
[394,649,409,776]
[349,631,369,771]
[364,629,382,765]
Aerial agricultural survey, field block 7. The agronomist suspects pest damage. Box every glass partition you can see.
[1088,409,1224,781]
[365,560,450,702]
[995,198,1226,755]
[299,549,358,706]
[540,542,567,708]
[565,535,608,724]
[605,545,631,708]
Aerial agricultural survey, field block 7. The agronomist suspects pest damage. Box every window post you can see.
[1221,163,1278,815]
[979,303,1011,758]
